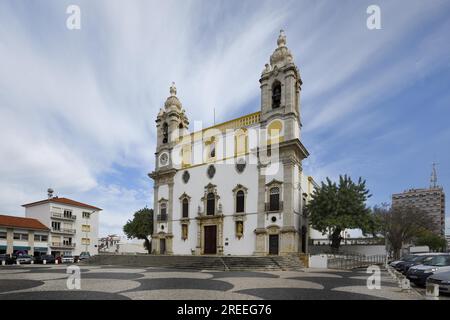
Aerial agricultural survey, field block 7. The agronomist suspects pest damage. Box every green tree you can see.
[123,207,153,254]
[416,231,447,252]
[306,175,373,251]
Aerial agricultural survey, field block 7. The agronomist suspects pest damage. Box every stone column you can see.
[167,181,174,254]
[29,231,34,256]
[153,183,159,236]
[282,158,294,227]
[254,163,267,255]
[6,228,13,254]
[280,157,297,255]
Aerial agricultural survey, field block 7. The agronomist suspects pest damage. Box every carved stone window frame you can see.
[265,179,283,217]
[232,184,248,214]
[200,183,221,216]
[179,193,191,219]
[158,198,169,216]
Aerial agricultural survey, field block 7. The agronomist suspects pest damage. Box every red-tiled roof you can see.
[22,197,102,211]
[0,214,50,231]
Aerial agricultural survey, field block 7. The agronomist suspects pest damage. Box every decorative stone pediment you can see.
[265,179,283,187]
[178,193,191,200]
[232,184,248,194]
[158,197,168,203]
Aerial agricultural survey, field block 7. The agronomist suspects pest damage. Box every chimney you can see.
[47,188,54,199]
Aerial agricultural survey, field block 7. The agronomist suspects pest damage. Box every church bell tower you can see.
[259,30,302,141]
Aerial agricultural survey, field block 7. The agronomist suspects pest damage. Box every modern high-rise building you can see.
[392,187,445,236]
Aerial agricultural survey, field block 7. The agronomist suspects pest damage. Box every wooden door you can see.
[269,235,279,255]
[204,225,217,254]
[160,239,166,254]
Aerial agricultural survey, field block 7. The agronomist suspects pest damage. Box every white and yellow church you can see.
[149,30,315,256]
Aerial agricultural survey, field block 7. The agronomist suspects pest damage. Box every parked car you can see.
[0,254,14,265]
[395,253,440,274]
[61,255,75,264]
[34,255,55,264]
[426,270,450,294]
[15,255,34,264]
[78,252,91,261]
[407,254,450,286]
[389,254,416,268]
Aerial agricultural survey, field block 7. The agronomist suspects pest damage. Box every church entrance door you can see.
[204,225,217,254]
[269,235,279,255]
[160,239,166,254]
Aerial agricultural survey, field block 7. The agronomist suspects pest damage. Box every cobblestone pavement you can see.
[0,265,423,300]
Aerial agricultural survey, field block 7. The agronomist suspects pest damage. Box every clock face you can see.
[159,152,169,166]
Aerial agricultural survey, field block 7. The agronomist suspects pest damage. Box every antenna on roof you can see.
[430,162,439,189]
[47,188,54,199]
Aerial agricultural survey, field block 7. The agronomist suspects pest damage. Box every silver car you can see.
[16,255,34,264]
[61,255,75,263]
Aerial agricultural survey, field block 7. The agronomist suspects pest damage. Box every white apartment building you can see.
[23,192,101,256]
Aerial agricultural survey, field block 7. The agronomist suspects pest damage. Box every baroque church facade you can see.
[149,30,311,256]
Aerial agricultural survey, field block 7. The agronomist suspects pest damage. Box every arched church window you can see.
[207,192,215,215]
[269,187,280,211]
[182,198,189,218]
[236,190,245,213]
[162,122,168,144]
[210,141,216,158]
[272,82,281,109]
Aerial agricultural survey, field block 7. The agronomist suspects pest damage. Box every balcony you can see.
[157,213,168,222]
[52,228,76,235]
[51,212,76,221]
[50,242,76,249]
[265,201,284,213]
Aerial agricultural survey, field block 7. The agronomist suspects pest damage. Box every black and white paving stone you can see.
[0,265,424,300]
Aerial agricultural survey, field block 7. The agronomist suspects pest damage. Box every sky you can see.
[0,0,449,238]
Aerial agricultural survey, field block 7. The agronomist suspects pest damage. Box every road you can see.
[0,264,424,300]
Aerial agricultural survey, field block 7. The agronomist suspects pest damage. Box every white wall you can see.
[170,156,259,255]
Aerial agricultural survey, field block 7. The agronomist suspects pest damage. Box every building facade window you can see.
[34,234,48,242]
[52,221,61,230]
[207,192,215,215]
[235,129,248,156]
[82,225,91,232]
[236,190,245,213]
[201,183,221,216]
[13,233,28,241]
[0,231,6,239]
[182,198,189,218]
[82,212,91,219]
[268,186,281,212]
[63,210,72,218]
[81,238,90,245]
[232,184,248,214]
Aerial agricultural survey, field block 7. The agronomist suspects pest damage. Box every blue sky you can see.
[0,0,449,237]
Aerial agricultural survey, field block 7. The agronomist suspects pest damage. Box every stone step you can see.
[85,254,304,271]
